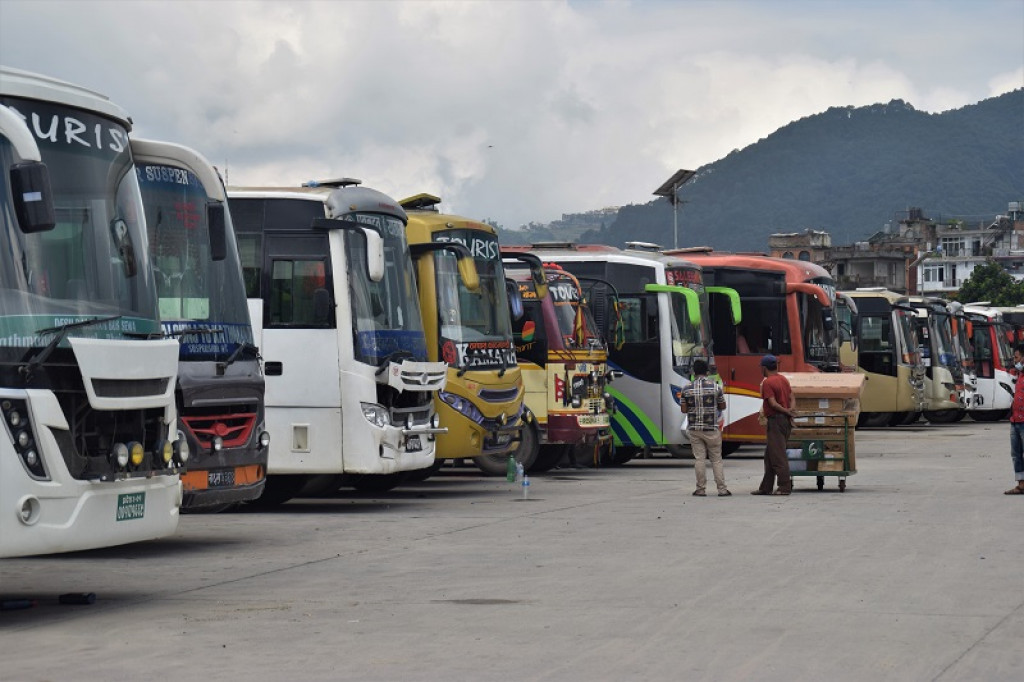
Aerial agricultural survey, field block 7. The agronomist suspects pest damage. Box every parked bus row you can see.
[4,66,1007,559]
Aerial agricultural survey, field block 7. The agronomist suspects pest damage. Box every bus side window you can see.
[268,258,332,328]
[237,234,262,298]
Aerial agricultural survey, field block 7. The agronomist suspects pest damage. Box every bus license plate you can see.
[116,492,146,522]
[406,436,422,452]
[208,470,235,487]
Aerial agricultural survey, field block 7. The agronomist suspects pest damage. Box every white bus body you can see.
[963,304,1014,419]
[229,183,446,499]
[1,67,183,557]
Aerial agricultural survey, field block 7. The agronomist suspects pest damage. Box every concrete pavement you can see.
[1,420,1022,681]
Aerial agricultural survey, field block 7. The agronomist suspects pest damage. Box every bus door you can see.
[258,231,342,471]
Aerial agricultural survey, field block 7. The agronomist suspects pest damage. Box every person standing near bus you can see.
[1005,346,1024,495]
[682,359,730,497]
[752,354,796,496]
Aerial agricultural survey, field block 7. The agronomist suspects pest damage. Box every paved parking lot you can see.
[2,420,1022,681]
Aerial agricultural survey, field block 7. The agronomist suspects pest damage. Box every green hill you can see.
[526,90,1023,251]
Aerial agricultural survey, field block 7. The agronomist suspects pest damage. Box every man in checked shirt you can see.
[681,358,730,497]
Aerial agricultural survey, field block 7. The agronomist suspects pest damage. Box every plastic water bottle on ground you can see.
[522,474,530,500]
[506,454,516,483]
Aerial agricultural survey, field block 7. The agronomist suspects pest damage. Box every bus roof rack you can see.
[399,193,442,211]
[303,177,361,188]
[855,287,887,292]
[530,241,576,250]
[664,245,713,254]
[624,241,662,252]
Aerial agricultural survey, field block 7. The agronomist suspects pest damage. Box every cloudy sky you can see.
[2,0,1021,229]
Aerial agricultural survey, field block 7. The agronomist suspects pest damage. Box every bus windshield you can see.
[0,97,159,360]
[930,312,958,369]
[346,212,427,364]
[137,163,252,359]
[995,323,1014,368]
[549,276,602,349]
[895,309,919,363]
[432,231,515,369]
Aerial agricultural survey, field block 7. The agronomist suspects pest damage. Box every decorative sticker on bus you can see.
[0,315,160,347]
[666,268,703,288]
[440,338,516,368]
[434,233,500,260]
[356,329,428,362]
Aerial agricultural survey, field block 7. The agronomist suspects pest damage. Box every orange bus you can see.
[667,249,844,452]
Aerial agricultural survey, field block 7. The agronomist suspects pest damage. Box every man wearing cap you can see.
[752,354,796,496]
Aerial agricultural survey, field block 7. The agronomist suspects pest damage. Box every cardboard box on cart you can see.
[782,372,865,472]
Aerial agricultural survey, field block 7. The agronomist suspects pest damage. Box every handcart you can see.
[781,372,864,492]
[786,413,856,491]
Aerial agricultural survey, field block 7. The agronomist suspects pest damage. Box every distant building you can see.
[768,229,831,262]
[767,203,1024,295]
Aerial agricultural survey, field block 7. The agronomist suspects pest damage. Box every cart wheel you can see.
[839,479,847,492]
[816,476,824,491]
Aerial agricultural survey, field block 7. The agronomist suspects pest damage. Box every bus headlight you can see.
[571,395,582,408]
[360,402,390,428]
[16,430,31,449]
[174,432,191,465]
[259,431,271,448]
[212,436,224,452]
[158,440,174,466]
[111,442,130,468]
[128,442,145,467]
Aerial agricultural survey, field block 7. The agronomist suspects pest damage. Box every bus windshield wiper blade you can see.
[218,341,257,372]
[19,315,123,382]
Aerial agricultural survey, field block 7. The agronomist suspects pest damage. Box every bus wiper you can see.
[375,350,416,376]
[218,342,257,373]
[19,315,123,382]
[497,353,507,378]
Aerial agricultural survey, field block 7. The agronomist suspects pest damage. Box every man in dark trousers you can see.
[1006,346,1024,494]
[751,354,796,496]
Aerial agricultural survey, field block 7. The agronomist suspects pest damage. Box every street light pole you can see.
[654,169,695,250]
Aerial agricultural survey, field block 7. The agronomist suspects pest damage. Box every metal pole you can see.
[673,182,679,249]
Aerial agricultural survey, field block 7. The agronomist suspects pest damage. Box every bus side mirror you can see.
[507,280,524,320]
[11,161,56,233]
[822,308,835,331]
[364,229,385,282]
[313,288,332,325]
[208,202,227,261]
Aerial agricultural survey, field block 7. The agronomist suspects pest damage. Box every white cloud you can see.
[2,0,1021,228]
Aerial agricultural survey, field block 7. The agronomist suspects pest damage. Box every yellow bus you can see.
[403,194,525,476]
[840,289,925,426]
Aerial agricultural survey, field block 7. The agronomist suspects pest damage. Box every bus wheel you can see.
[347,473,407,493]
[858,412,893,428]
[968,409,1004,422]
[247,475,308,507]
[474,422,539,476]
[405,458,446,482]
[721,442,742,457]
[924,409,962,424]
[665,444,691,459]
[530,444,568,473]
[612,446,640,465]
[899,412,922,425]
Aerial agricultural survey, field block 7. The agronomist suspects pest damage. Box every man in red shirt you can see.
[1006,347,1024,494]
[751,354,796,496]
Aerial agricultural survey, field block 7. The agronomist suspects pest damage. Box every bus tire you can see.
[611,445,640,465]
[347,472,407,493]
[665,444,692,459]
[858,412,893,428]
[969,409,1006,422]
[248,475,308,507]
[474,422,539,476]
[721,442,742,457]
[899,411,922,425]
[530,444,568,473]
[923,409,961,424]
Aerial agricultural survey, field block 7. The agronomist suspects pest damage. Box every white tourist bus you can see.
[229,180,464,502]
[1,67,184,557]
